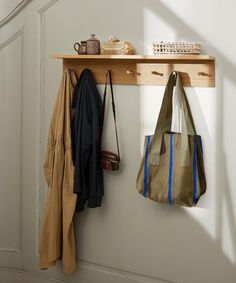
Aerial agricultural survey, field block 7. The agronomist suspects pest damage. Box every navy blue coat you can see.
[71,69,103,212]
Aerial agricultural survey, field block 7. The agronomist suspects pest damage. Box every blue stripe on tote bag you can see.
[193,136,198,204]
[143,136,151,197]
[168,134,173,204]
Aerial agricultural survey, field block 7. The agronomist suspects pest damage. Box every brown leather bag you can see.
[101,150,120,170]
[100,71,120,171]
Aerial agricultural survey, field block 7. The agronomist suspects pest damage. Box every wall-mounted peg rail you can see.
[52,54,215,87]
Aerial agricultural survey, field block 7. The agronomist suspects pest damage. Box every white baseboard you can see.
[0,264,171,283]
[0,250,23,270]
[21,253,173,283]
[0,268,65,283]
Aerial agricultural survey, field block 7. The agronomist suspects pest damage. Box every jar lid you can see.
[88,34,98,41]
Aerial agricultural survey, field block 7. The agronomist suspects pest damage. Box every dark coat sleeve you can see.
[72,69,104,212]
[87,76,104,208]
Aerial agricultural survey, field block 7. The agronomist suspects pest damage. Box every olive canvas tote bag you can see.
[136,72,206,207]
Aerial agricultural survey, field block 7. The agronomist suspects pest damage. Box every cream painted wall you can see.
[0,0,236,283]
[0,0,21,20]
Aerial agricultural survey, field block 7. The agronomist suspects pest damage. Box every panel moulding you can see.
[0,27,24,254]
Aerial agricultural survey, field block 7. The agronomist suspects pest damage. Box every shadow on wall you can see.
[138,0,236,282]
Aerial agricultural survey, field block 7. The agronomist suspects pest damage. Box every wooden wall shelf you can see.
[52,54,215,87]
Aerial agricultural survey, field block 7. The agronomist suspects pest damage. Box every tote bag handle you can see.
[151,72,196,167]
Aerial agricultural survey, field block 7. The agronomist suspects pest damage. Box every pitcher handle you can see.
[74,42,80,54]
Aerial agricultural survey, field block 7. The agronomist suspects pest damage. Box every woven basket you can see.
[153,41,201,55]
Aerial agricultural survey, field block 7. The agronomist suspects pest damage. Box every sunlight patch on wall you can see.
[141,3,218,241]
[143,7,177,55]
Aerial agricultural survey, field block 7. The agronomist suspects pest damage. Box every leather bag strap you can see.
[102,70,120,158]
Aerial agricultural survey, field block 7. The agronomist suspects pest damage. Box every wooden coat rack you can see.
[52,54,215,87]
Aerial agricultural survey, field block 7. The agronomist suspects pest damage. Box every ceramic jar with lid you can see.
[87,34,100,55]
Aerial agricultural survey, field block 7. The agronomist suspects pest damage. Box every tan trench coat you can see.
[40,70,78,273]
